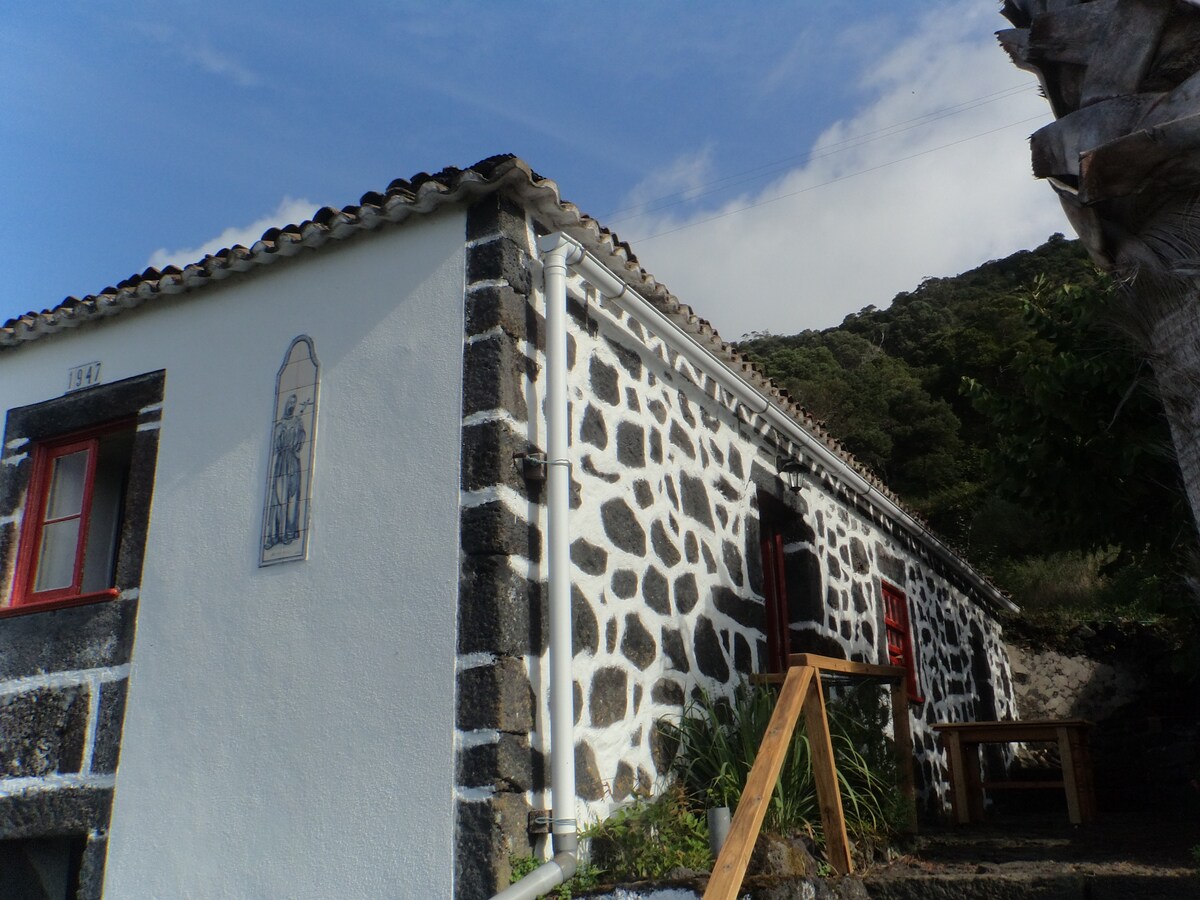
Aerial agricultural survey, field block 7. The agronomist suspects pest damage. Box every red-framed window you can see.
[882,581,924,702]
[9,421,135,612]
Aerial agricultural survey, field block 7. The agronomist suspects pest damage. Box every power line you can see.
[626,113,1050,245]
[602,83,1039,226]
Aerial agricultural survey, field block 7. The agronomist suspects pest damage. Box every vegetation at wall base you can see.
[661,682,911,854]
[507,854,601,898]
[582,782,712,880]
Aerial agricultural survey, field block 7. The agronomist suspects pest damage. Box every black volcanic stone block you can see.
[572,586,598,656]
[693,617,729,682]
[617,422,645,467]
[650,521,681,568]
[668,422,695,459]
[589,357,620,406]
[0,686,88,777]
[679,472,713,528]
[601,499,646,556]
[580,404,607,449]
[461,336,529,421]
[589,667,627,727]
[570,538,608,576]
[673,573,699,615]
[466,236,530,294]
[661,628,690,673]
[642,566,669,615]
[620,615,656,671]
[456,658,534,732]
[0,599,137,682]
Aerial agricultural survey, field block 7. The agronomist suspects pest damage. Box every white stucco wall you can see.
[0,209,466,897]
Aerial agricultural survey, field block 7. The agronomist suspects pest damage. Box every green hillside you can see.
[738,235,1194,635]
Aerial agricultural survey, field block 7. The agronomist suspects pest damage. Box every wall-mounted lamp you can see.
[776,454,805,492]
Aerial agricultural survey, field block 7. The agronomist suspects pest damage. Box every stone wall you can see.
[1007,643,1142,722]
[0,372,162,898]
[1005,629,1197,815]
[452,195,1017,897]
[780,486,1017,812]
[0,600,135,898]
[454,194,546,899]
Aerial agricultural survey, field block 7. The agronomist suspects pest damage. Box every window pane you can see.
[45,450,89,520]
[81,431,134,593]
[34,518,81,591]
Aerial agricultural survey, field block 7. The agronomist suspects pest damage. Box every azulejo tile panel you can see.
[260,335,319,566]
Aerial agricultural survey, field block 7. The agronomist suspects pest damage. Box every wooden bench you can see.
[933,719,1097,825]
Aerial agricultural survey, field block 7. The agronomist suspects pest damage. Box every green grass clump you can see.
[659,681,912,843]
[582,782,711,880]
[507,854,601,898]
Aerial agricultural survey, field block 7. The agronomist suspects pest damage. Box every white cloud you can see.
[129,22,261,87]
[185,45,261,88]
[616,146,717,219]
[621,3,1066,340]
[146,197,316,271]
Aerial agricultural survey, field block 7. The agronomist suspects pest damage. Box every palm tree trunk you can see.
[1148,296,1200,525]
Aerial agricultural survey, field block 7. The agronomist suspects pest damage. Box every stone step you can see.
[573,870,1200,899]
[862,872,1200,900]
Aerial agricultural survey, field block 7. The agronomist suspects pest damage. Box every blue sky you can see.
[0,2,1065,338]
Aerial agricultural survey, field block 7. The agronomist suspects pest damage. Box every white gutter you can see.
[490,236,580,900]
[544,232,1017,615]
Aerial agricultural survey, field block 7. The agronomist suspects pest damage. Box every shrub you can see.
[660,681,911,842]
[582,782,711,879]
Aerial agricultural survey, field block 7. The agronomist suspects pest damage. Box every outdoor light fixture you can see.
[513,450,548,483]
[776,454,805,492]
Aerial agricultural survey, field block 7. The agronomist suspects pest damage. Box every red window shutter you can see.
[882,582,924,702]
[9,421,132,612]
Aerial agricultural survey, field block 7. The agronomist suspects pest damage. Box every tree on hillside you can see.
[740,330,963,520]
[965,275,1192,560]
[740,235,1192,590]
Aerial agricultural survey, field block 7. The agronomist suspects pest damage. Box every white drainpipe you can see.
[489,235,580,899]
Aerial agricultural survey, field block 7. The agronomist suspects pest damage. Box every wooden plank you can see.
[889,681,917,833]
[1080,0,1171,106]
[789,653,905,680]
[1057,726,1084,825]
[803,672,853,875]
[935,720,1096,826]
[934,719,1091,743]
[704,665,813,900]
[963,742,985,823]
[942,733,972,825]
[1071,729,1098,824]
